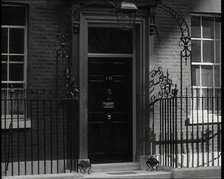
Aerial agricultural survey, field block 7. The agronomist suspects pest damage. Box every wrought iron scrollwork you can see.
[179,35,191,64]
[57,34,70,62]
[146,156,159,171]
[149,67,178,105]
[57,6,78,99]
[151,1,191,96]
[155,3,191,64]
[78,160,92,174]
[64,67,79,99]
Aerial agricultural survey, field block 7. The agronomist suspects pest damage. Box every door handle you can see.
[106,114,112,120]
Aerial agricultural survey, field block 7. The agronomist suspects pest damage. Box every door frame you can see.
[76,10,148,162]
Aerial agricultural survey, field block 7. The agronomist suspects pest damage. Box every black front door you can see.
[88,27,133,164]
[88,57,132,163]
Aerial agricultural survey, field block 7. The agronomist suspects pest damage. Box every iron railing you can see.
[1,89,79,176]
[149,88,221,168]
[1,88,221,176]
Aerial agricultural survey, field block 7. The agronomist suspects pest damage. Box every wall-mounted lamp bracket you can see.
[116,1,138,30]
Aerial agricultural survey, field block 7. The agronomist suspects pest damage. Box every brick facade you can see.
[1,0,221,176]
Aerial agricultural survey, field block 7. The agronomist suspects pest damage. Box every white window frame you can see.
[1,4,30,129]
[190,13,221,125]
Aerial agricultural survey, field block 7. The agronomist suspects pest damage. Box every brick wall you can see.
[149,0,193,144]
[2,0,220,175]
[151,0,192,92]
[28,0,72,90]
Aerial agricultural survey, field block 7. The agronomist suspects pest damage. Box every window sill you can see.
[1,119,31,129]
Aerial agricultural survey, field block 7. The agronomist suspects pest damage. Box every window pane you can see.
[88,27,132,53]
[1,55,7,62]
[192,40,201,62]
[1,6,26,25]
[201,66,213,87]
[216,41,221,63]
[215,88,221,111]
[9,56,24,62]
[1,91,6,114]
[193,88,200,97]
[1,63,7,81]
[202,17,214,39]
[203,41,214,62]
[191,16,200,38]
[9,89,25,114]
[1,83,7,89]
[202,88,213,97]
[9,64,24,81]
[9,100,24,115]
[215,88,221,97]
[192,88,200,110]
[192,65,200,86]
[1,28,8,53]
[10,83,24,88]
[215,17,221,39]
[9,29,24,53]
[202,88,213,110]
[214,66,220,87]
[2,83,24,89]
